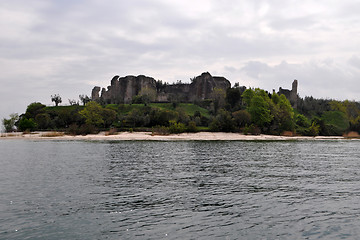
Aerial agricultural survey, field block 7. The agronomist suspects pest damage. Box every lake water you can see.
[1,139,360,239]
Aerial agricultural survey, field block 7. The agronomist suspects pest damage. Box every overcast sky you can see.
[1,0,360,122]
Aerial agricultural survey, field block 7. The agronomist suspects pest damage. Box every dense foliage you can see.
[3,87,360,136]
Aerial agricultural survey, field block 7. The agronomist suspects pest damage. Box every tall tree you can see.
[248,95,273,129]
[2,113,19,132]
[79,94,91,106]
[51,94,62,106]
[79,101,104,127]
[212,87,226,115]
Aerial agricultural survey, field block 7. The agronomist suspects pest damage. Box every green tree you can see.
[209,109,235,132]
[79,101,104,127]
[226,88,241,109]
[321,111,350,135]
[242,88,255,106]
[18,117,37,132]
[232,110,251,128]
[2,113,19,132]
[295,114,310,128]
[308,121,320,136]
[102,108,117,128]
[35,113,51,130]
[248,95,273,129]
[212,87,226,115]
[169,120,186,134]
[25,102,46,119]
[277,94,295,132]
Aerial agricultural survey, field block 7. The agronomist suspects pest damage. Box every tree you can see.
[321,111,350,135]
[212,87,226,115]
[232,110,251,128]
[68,99,79,106]
[79,94,91,106]
[51,94,62,106]
[209,109,235,132]
[242,88,255,106]
[276,94,295,132]
[2,113,19,132]
[79,101,104,127]
[18,117,37,132]
[102,108,117,128]
[35,113,51,130]
[25,102,46,119]
[248,95,273,129]
[226,88,241,109]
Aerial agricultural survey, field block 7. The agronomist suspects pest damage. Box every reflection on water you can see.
[1,140,360,239]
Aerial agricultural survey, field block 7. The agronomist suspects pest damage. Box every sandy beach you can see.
[0,131,347,141]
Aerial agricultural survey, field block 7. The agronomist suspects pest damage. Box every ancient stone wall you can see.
[92,72,231,104]
[92,72,297,107]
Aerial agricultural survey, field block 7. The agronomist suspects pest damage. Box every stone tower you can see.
[290,80,298,108]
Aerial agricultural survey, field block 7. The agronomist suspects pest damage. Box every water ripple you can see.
[1,140,360,239]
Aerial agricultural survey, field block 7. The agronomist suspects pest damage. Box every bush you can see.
[151,126,170,135]
[243,124,261,135]
[169,120,186,134]
[18,118,37,132]
[67,123,97,135]
[187,121,198,132]
[209,109,235,132]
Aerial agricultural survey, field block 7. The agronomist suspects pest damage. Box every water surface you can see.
[1,139,360,239]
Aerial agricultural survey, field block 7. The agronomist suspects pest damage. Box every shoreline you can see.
[0,131,351,141]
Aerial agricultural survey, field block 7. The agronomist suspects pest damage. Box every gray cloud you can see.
[1,0,360,122]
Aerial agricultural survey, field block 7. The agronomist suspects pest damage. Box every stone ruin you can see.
[278,80,298,108]
[91,72,231,104]
[91,72,299,108]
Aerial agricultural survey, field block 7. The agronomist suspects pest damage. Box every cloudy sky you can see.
[1,0,360,122]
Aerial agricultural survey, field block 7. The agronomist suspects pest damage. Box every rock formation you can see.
[92,72,231,104]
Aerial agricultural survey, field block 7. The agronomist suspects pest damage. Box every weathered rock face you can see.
[92,72,231,104]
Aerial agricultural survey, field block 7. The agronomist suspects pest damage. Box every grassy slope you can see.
[149,103,210,118]
[44,105,84,111]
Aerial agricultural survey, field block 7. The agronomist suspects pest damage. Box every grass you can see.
[148,103,210,117]
[45,105,84,111]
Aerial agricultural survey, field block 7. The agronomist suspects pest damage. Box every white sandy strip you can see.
[0,131,346,141]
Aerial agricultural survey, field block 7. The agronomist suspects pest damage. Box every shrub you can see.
[169,120,186,134]
[18,118,37,132]
[187,121,198,132]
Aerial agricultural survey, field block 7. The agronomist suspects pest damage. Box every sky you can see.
[1,0,360,122]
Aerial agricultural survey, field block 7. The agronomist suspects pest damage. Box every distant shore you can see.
[0,131,351,141]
